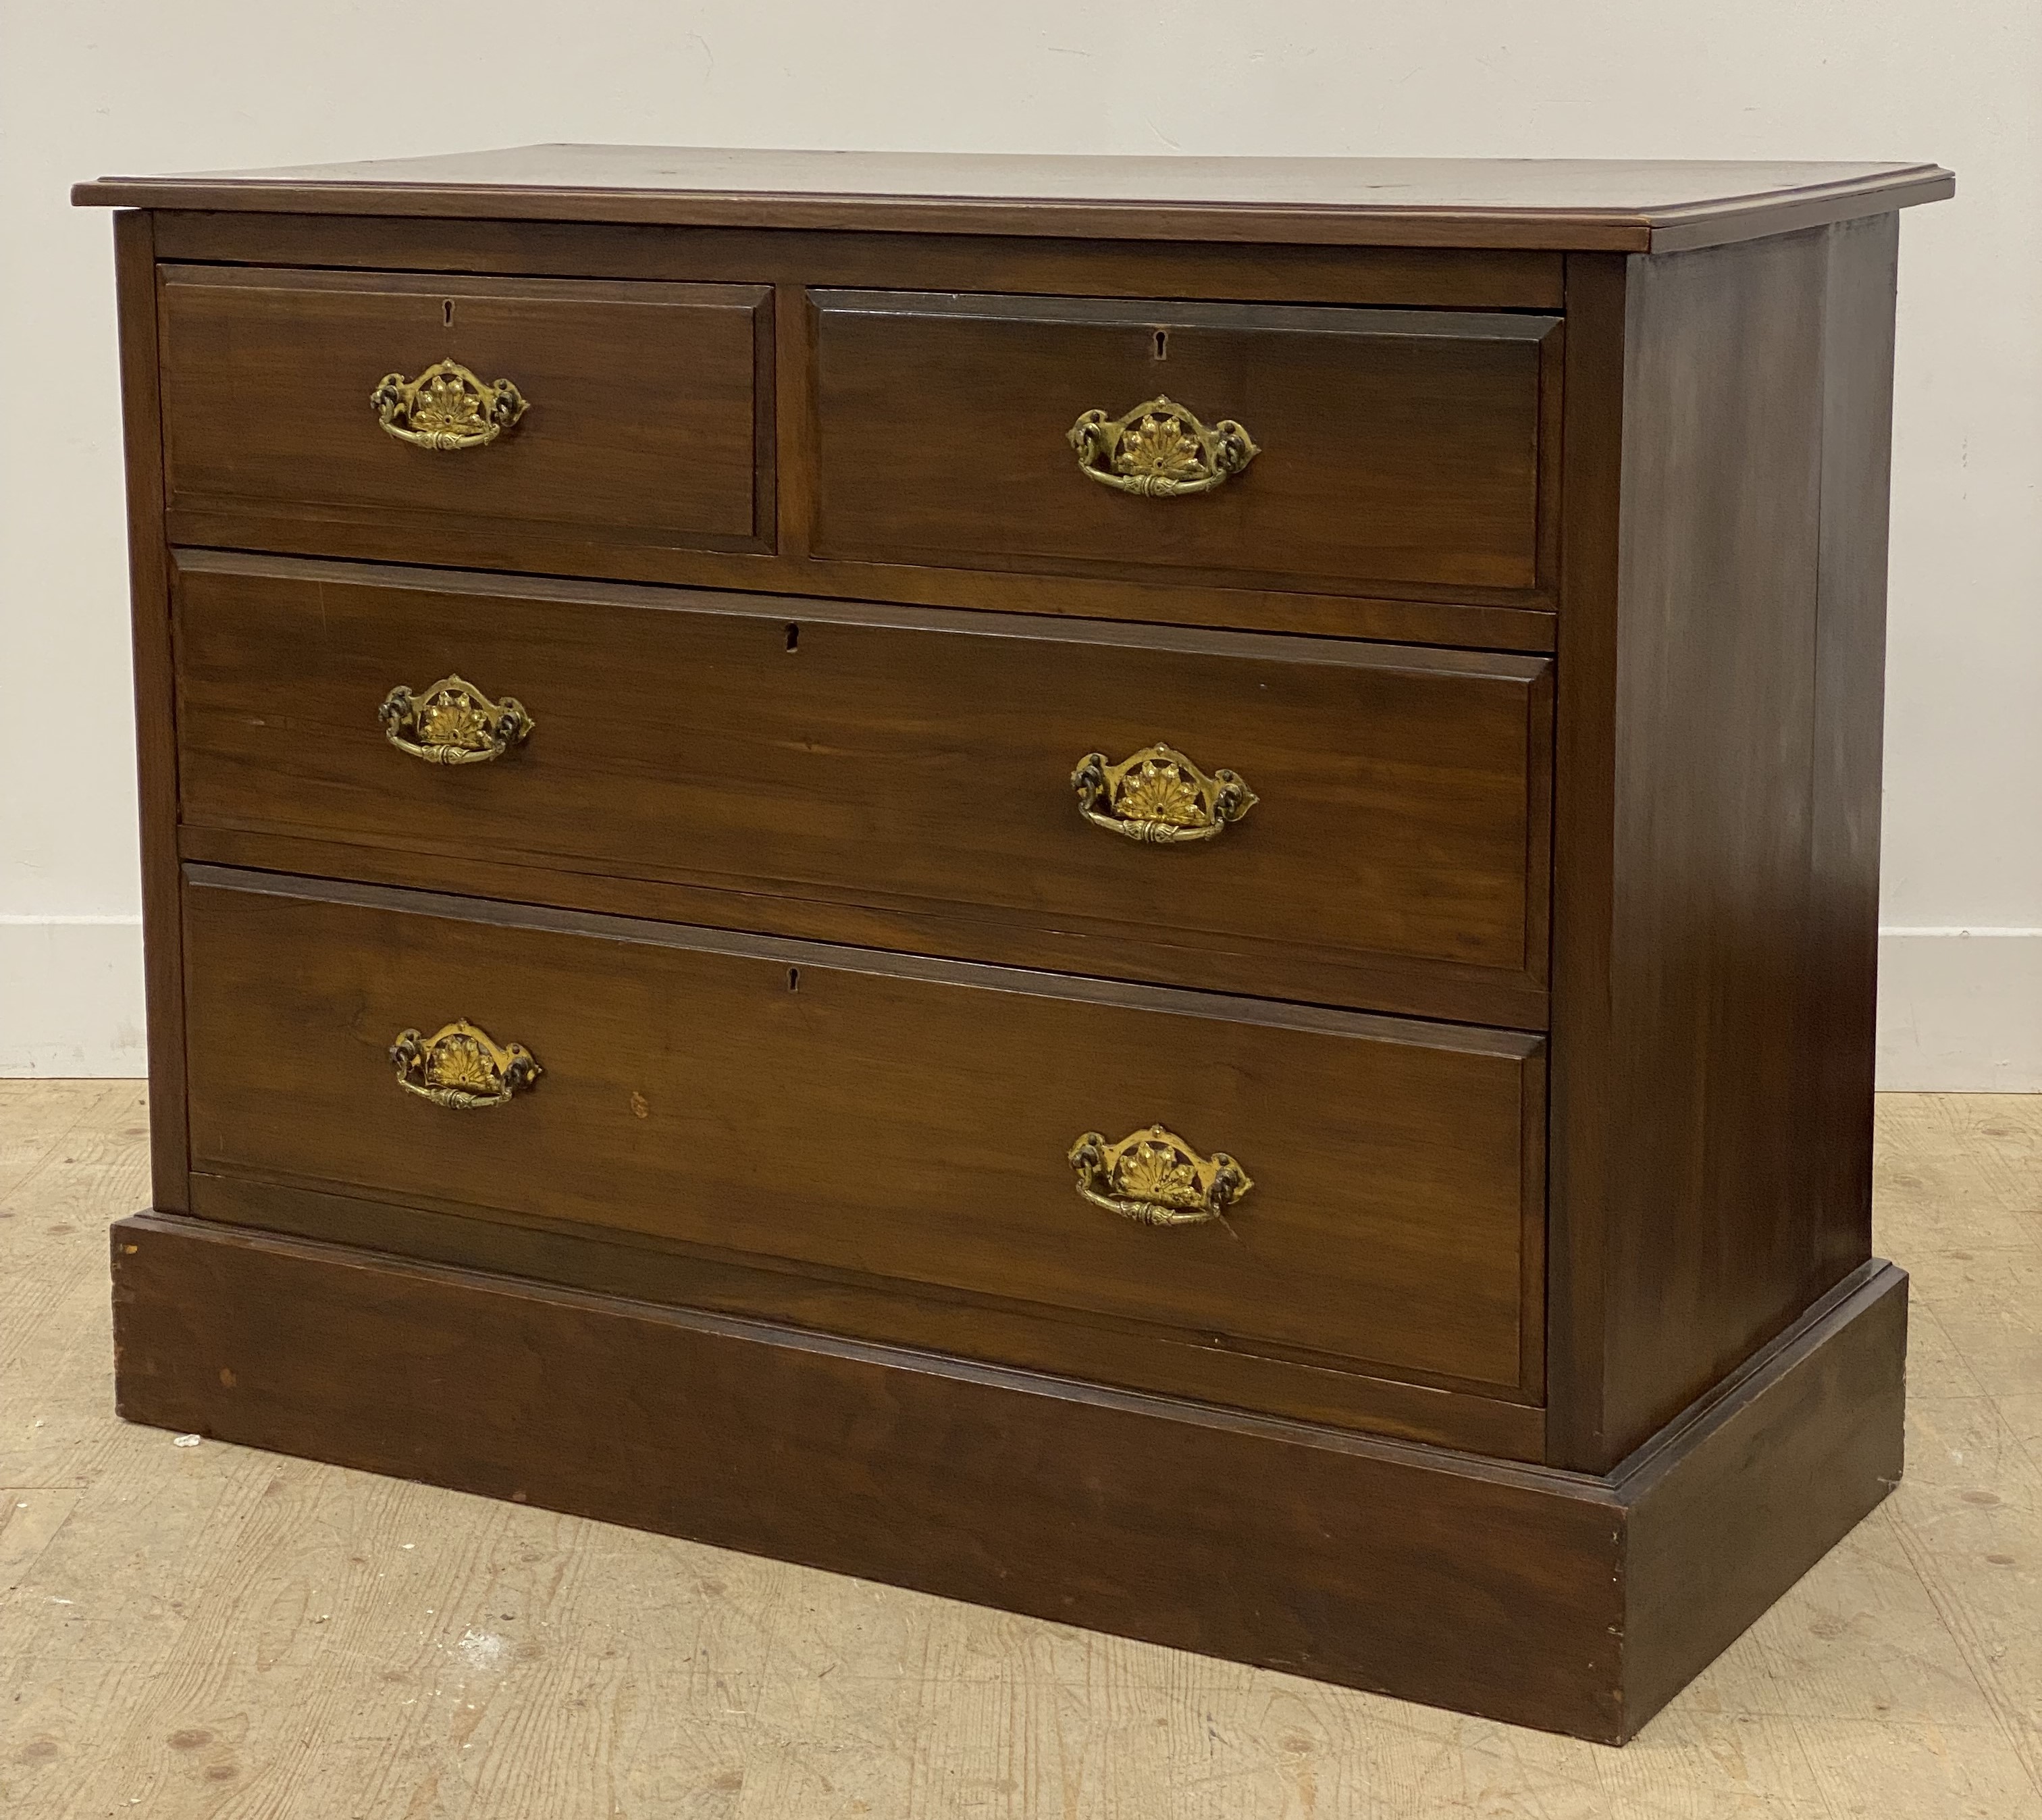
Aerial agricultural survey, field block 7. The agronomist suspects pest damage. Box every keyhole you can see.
[787,967,801,991]
[785,622,800,652]
[443,299,455,328]
[1153,328,1168,360]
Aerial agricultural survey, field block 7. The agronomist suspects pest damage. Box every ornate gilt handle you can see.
[370,359,528,450]
[1071,743,1257,846]
[379,675,534,766]
[390,1020,541,1110]
[1067,395,1259,497]
[1068,1124,1253,1227]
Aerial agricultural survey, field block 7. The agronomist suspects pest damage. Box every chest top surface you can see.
[73,145,1952,252]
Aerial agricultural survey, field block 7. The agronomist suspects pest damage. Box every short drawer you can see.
[156,265,771,568]
[174,553,1552,1026]
[182,870,1546,1404]
[812,290,1559,598]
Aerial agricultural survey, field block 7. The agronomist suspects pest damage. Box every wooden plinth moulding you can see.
[113,1213,1906,1744]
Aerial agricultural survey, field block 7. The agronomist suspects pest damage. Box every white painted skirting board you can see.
[0,916,147,1077]
[1876,928,2042,1091]
[1,916,2037,1089]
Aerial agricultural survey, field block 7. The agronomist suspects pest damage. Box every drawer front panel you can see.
[812,290,1559,596]
[157,266,770,561]
[183,871,1545,1399]
[174,555,1551,1018]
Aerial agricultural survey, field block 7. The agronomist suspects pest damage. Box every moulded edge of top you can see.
[69,158,1956,255]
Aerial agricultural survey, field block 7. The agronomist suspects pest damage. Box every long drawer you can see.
[812,290,1561,598]
[172,553,1552,1026]
[155,265,773,569]
[182,869,1546,1407]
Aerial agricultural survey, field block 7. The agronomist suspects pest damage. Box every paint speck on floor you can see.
[454,1628,509,1672]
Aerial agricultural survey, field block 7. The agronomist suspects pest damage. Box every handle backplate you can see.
[1067,395,1258,497]
[379,675,534,766]
[371,359,527,450]
[1068,1124,1253,1226]
[1071,743,1257,845]
[390,1019,541,1110]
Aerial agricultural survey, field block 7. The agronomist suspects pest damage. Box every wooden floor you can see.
[1,1085,2037,1817]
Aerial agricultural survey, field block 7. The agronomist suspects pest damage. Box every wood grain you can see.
[1598,226,1833,1456]
[0,1083,152,1479]
[1808,213,1902,1296]
[811,292,1556,598]
[1546,250,1627,1469]
[1546,222,1901,1471]
[0,1070,135,1201]
[69,168,1956,1750]
[179,866,1546,1402]
[155,266,773,568]
[4,1086,2034,1812]
[1619,1261,1907,1729]
[176,822,1555,1034]
[149,210,1570,309]
[182,1168,1546,1457]
[106,1208,1626,1740]
[141,232,1567,646]
[72,148,1955,252]
[138,211,1564,654]
[103,1209,1907,1745]
[113,211,188,1214]
[172,552,1552,1025]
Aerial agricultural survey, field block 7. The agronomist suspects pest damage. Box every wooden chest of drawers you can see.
[78,149,1952,1742]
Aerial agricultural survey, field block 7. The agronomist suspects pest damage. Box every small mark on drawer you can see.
[629,1091,650,1119]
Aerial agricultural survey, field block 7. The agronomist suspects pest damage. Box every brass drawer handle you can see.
[370,359,528,450]
[1068,1124,1253,1227]
[379,675,534,766]
[1067,395,1259,497]
[390,1020,541,1110]
[1072,743,1257,845]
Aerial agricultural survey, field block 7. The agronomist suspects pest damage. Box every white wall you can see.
[3,1,2037,1085]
